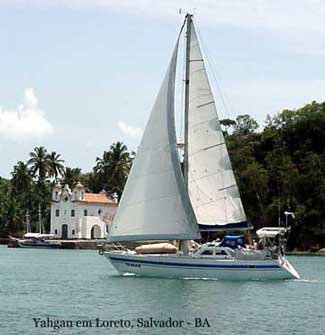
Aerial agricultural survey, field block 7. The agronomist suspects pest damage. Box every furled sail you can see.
[108,37,201,242]
[187,21,250,231]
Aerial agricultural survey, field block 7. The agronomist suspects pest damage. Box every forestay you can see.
[108,37,201,242]
[187,21,249,231]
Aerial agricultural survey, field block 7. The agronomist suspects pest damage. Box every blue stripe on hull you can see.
[109,256,281,270]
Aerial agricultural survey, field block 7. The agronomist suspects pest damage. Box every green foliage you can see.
[220,101,325,250]
[61,167,82,188]
[234,114,259,136]
[0,142,133,237]
[0,177,25,236]
[47,152,65,181]
[1,101,325,250]
[93,142,134,198]
[27,146,49,182]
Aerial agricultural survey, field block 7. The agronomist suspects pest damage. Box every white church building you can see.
[50,182,118,239]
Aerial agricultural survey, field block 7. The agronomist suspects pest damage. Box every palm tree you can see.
[94,150,111,180]
[3,196,24,235]
[11,161,33,195]
[61,167,82,188]
[11,161,34,214]
[47,151,65,181]
[94,142,133,197]
[27,146,49,182]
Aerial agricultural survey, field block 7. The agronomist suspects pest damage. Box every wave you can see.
[292,278,325,283]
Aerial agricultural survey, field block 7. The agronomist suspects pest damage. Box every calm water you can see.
[1,245,325,335]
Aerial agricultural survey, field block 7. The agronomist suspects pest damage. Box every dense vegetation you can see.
[1,101,325,250]
[0,142,133,237]
[222,101,325,251]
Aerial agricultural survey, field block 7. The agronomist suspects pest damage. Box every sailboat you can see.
[13,206,61,249]
[102,14,300,280]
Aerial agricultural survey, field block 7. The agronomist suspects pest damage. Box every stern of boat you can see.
[279,256,300,279]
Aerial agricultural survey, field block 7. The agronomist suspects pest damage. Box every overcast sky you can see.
[1,0,324,177]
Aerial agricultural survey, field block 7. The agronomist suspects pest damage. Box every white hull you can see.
[104,252,300,280]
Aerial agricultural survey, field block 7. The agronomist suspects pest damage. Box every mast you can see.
[183,13,192,191]
[25,210,30,234]
[179,13,193,255]
[38,204,42,234]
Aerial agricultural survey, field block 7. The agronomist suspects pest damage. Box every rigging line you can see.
[178,16,187,39]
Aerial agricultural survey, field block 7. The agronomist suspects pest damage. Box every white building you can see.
[50,182,118,239]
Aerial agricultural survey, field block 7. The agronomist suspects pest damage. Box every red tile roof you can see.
[76,193,117,205]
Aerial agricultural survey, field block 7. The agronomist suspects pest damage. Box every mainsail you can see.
[186,20,249,231]
[108,36,201,242]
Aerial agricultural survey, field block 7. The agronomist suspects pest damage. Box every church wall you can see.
[50,184,117,239]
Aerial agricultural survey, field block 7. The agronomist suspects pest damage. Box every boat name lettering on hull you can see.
[125,262,141,268]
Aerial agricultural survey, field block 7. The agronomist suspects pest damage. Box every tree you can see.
[94,150,111,185]
[220,118,236,135]
[94,142,133,197]
[11,161,33,195]
[234,114,259,136]
[2,101,325,249]
[265,147,298,198]
[0,178,11,236]
[4,196,24,235]
[62,167,82,188]
[47,152,65,181]
[27,146,49,182]
[27,146,52,215]
[11,161,33,212]
[240,161,269,226]
[0,176,25,236]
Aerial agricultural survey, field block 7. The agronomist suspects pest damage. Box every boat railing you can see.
[97,242,128,254]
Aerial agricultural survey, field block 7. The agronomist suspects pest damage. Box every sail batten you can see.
[108,33,200,242]
[187,20,249,230]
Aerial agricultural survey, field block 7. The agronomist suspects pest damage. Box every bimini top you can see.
[219,235,245,249]
[256,227,289,238]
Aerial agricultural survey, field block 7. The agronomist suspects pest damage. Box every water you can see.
[1,245,325,335]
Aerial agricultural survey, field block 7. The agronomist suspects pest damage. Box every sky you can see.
[1,0,325,177]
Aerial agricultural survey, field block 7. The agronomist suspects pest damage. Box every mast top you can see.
[179,8,195,18]
[185,12,193,21]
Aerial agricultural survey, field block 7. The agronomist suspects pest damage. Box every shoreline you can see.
[1,238,100,249]
[1,237,325,254]
[287,251,325,256]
